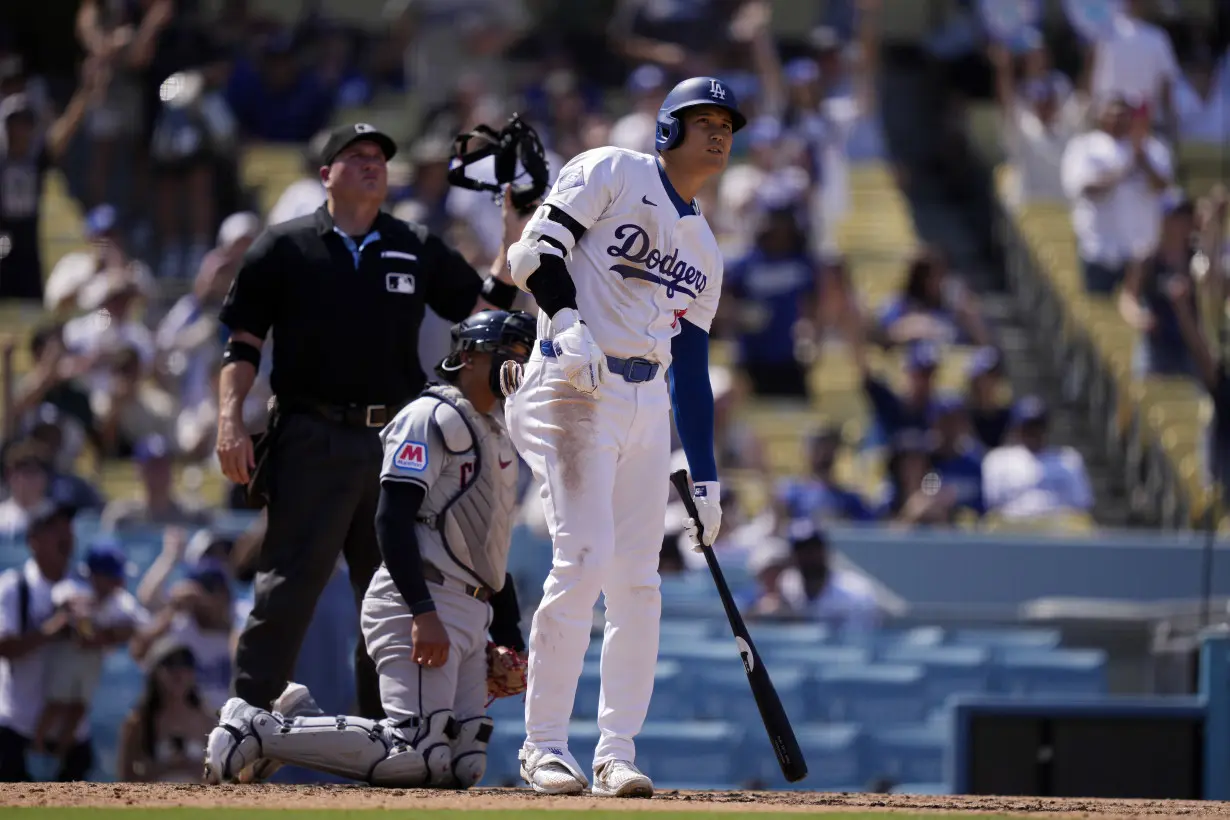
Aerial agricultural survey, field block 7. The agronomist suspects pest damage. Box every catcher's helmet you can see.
[436,309,536,380]
[655,76,748,152]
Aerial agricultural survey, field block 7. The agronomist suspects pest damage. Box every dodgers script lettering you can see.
[606,224,707,299]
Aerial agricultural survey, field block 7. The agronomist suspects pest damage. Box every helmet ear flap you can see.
[655,115,682,152]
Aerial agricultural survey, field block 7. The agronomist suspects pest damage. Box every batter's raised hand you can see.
[683,481,723,551]
[411,610,451,669]
[550,308,608,396]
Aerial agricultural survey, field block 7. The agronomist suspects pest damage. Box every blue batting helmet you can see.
[655,76,748,152]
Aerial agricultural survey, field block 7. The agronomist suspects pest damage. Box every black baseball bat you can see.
[669,469,808,784]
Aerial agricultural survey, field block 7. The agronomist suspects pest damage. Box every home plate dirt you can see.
[2,784,1229,817]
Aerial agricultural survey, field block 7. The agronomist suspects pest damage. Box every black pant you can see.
[0,727,93,782]
[232,412,385,719]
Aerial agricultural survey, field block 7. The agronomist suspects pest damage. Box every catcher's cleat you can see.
[519,744,588,795]
[591,759,654,798]
[236,682,325,784]
[204,698,266,785]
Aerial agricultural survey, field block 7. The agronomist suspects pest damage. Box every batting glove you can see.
[550,308,608,397]
[683,480,722,551]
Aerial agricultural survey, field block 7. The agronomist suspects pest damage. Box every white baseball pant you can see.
[505,349,671,767]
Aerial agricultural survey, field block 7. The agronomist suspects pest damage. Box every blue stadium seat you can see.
[719,621,832,649]
[868,626,945,651]
[786,723,865,789]
[950,628,1061,653]
[866,723,949,786]
[573,660,690,721]
[692,666,806,727]
[877,645,991,709]
[761,644,872,673]
[632,721,742,786]
[992,648,1108,696]
[811,664,929,725]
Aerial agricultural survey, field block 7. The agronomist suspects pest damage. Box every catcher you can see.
[205,309,536,788]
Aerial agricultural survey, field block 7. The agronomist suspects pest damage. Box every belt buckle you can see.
[365,405,385,427]
[623,357,656,383]
[470,585,485,599]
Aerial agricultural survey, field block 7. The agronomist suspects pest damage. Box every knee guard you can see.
[450,715,494,788]
[257,714,427,787]
[403,709,456,787]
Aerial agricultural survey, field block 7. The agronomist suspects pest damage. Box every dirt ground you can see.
[1,784,1228,818]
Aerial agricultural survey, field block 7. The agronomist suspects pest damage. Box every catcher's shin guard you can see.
[450,716,494,788]
[258,714,428,787]
[407,709,457,786]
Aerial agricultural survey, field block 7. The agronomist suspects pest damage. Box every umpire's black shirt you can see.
[220,204,512,406]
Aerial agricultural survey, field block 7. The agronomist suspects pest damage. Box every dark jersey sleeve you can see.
[219,228,284,339]
[422,232,486,323]
[374,482,436,615]
[487,573,525,652]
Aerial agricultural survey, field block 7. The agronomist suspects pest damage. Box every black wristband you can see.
[481,276,519,310]
[409,599,438,616]
[222,339,261,368]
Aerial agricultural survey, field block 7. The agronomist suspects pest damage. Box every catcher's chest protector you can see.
[423,384,519,591]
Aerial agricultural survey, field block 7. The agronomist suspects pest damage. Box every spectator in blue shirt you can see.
[724,204,826,398]
[878,428,957,525]
[776,425,874,526]
[928,393,985,517]
[965,346,1012,450]
[224,30,336,144]
[855,337,943,448]
[875,246,992,349]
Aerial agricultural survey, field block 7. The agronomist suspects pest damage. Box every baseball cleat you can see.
[519,745,588,795]
[591,759,654,798]
[237,682,325,784]
[203,698,266,785]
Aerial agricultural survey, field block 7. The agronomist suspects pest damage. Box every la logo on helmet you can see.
[708,80,726,100]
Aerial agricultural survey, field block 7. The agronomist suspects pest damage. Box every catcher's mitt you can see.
[486,642,527,704]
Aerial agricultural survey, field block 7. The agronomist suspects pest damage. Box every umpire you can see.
[215,122,530,720]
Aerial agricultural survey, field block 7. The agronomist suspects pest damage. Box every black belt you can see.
[278,398,400,429]
[421,561,492,602]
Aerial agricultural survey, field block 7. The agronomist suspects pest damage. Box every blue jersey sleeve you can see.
[668,318,718,483]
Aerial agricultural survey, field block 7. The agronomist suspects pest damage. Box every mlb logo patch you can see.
[555,166,584,193]
[387,273,416,294]
[395,440,428,471]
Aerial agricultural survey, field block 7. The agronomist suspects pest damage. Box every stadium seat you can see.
[573,660,690,721]
[722,621,832,648]
[949,628,1062,653]
[811,664,929,725]
[876,645,992,708]
[782,723,866,790]
[692,665,807,727]
[761,644,873,672]
[992,648,1108,696]
[632,721,742,787]
[866,723,949,786]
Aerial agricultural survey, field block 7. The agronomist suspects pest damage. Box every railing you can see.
[994,197,1189,529]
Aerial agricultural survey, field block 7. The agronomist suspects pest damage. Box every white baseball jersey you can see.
[538,146,724,366]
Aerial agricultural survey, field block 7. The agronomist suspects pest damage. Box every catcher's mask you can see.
[437,309,536,396]
[448,114,549,215]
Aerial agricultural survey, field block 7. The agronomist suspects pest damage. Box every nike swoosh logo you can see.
[499,458,513,469]
[641,195,656,206]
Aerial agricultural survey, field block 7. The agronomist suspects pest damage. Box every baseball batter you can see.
[503,77,745,796]
[204,310,536,788]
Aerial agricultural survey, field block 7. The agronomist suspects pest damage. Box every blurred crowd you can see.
[0,0,1226,783]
